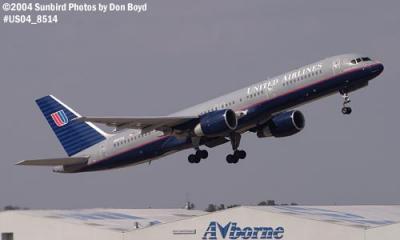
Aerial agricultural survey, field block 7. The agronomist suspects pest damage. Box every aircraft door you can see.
[100,144,107,158]
[332,59,342,74]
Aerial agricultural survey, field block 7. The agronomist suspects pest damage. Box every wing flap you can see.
[16,156,89,166]
[76,116,198,131]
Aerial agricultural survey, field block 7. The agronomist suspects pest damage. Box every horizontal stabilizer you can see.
[16,156,89,166]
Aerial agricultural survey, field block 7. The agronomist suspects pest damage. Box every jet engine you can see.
[257,110,305,138]
[194,109,237,137]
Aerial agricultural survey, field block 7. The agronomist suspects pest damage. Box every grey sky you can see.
[1,0,399,210]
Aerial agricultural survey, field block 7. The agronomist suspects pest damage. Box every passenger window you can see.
[356,58,361,63]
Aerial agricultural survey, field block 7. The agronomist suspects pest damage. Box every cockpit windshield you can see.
[350,57,371,64]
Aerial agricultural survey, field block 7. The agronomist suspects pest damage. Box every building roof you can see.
[3,205,400,232]
[248,205,400,228]
[10,208,206,232]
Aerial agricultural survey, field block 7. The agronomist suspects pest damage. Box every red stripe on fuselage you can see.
[86,63,379,169]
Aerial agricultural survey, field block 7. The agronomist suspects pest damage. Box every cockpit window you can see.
[350,57,371,65]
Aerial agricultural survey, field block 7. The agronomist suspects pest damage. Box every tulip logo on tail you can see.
[51,110,69,127]
[202,221,284,240]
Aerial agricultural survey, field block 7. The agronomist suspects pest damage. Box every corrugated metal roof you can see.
[15,208,206,232]
[248,205,400,228]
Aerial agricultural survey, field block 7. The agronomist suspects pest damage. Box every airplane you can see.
[17,54,384,173]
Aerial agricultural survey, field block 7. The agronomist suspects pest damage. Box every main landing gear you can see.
[187,133,247,164]
[188,137,208,164]
[226,133,246,164]
[340,90,352,115]
[188,149,208,164]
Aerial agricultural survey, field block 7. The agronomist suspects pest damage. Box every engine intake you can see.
[194,109,237,137]
[257,110,305,138]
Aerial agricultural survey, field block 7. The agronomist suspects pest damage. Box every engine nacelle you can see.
[257,110,305,138]
[194,109,238,137]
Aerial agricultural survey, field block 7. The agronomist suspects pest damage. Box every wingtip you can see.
[15,161,25,166]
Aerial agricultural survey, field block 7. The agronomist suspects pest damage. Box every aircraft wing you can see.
[16,156,89,166]
[76,116,199,133]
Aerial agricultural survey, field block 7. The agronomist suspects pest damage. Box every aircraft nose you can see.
[369,62,384,76]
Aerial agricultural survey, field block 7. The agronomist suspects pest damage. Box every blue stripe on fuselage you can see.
[78,136,192,172]
[76,66,372,172]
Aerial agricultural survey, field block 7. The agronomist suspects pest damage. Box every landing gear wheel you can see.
[234,150,246,159]
[341,107,352,115]
[196,150,208,159]
[231,155,239,164]
[339,90,352,115]
[188,154,200,164]
[226,154,233,164]
[226,154,239,164]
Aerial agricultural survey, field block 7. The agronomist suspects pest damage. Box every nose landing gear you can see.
[340,90,352,115]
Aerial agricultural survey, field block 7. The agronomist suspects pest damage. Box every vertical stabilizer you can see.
[36,95,107,156]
